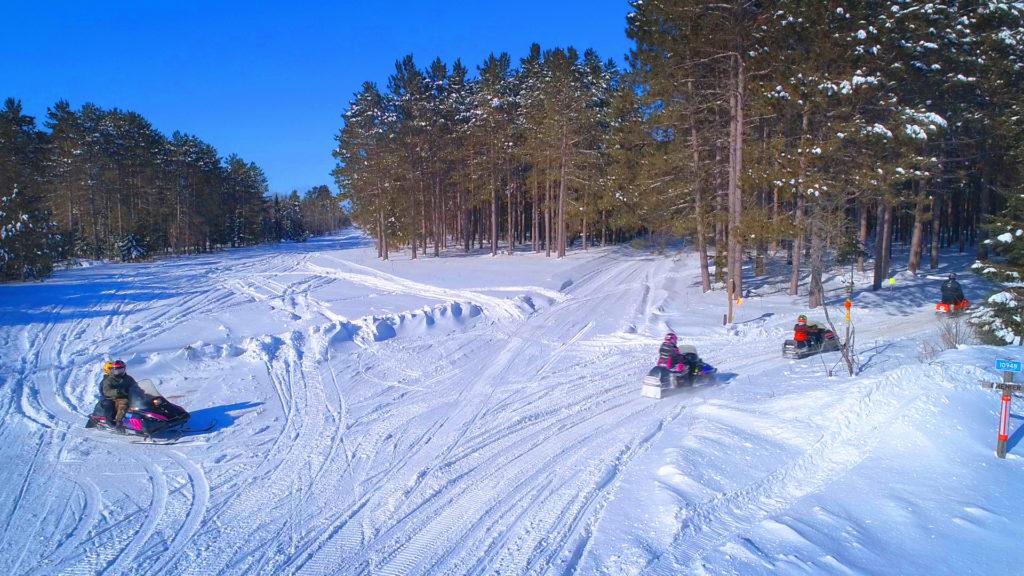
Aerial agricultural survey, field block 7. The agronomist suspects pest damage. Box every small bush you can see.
[938,315,977,349]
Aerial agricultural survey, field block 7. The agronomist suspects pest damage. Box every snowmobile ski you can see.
[130,420,216,445]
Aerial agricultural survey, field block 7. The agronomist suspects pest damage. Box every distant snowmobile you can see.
[935,272,970,316]
[642,344,718,399]
[782,315,840,359]
[86,379,190,438]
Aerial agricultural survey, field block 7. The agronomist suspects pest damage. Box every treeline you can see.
[333,0,1024,320]
[0,98,346,281]
[333,46,622,261]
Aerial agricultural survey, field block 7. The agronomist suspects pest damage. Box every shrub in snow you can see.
[938,315,977,349]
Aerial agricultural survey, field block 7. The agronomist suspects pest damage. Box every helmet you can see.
[664,332,677,344]
[103,359,126,376]
[948,273,957,280]
[797,315,807,324]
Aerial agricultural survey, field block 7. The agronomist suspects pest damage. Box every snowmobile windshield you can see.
[136,379,162,397]
[128,379,164,409]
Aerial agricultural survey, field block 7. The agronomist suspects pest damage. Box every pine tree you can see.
[0,99,59,280]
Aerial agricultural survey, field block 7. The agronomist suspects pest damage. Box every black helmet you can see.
[948,273,957,280]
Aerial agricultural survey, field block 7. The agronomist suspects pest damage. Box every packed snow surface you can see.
[1,230,1022,575]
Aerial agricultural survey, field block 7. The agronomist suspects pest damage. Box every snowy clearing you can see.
[1,230,1022,575]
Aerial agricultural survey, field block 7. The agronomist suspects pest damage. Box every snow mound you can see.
[242,334,285,362]
[181,340,245,361]
[329,300,484,347]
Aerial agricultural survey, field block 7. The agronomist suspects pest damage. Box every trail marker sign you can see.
[996,359,1022,373]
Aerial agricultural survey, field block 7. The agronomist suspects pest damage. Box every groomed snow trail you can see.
[2,232,1021,575]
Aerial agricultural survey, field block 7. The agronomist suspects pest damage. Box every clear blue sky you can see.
[1,1,633,196]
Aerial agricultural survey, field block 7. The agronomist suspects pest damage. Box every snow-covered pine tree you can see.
[281,191,307,242]
[116,232,147,262]
[972,94,1024,345]
[0,99,60,281]
[972,191,1024,345]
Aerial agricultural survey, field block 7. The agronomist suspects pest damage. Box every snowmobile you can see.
[782,326,840,359]
[86,379,190,437]
[642,345,718,399]
[935,298,970,315]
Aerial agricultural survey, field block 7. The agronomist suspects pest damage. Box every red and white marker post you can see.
[997,384,1012,458]
[983,368,1023,459]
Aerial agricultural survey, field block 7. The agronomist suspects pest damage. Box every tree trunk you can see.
[808,215,824,308]
[545,169,552,257]
[558,137,567,258]
[790,194,805,296]
[582,190,588,250]
[857,200,870,273]
[872,200,893,290]
[930,193,941,270]
[789,105,810,296]
[725,55,745,322]
[908,181,927,275]
[507,164,514,255]
[532,175,539,252]
[976,164,990,260]
[771,186,779,255]
[688,100,712,293]
[491,164,498,256]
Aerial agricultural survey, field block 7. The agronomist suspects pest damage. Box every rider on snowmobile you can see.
[793,315,826,349]
[940,273,966,305]
[657,333,699,374]
[100,360,138,429]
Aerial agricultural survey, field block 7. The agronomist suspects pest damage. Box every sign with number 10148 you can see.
[996,359,1022,373]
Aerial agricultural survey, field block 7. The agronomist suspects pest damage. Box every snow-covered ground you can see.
[1,229,1022,575]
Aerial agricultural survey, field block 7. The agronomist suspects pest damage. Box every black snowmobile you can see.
[86,379,190,437]
[642,345,718,399]
[782,324,840,359]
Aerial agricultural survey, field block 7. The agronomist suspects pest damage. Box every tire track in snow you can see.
[304,255,662,574]
[27,474,102,576]
[184,260,355,574]
[646,369,926,574]
[103,459,168,576]
[151,451,209,576]
[0,434,45,564]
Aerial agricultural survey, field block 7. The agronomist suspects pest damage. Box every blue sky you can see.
[1,1,632,196]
